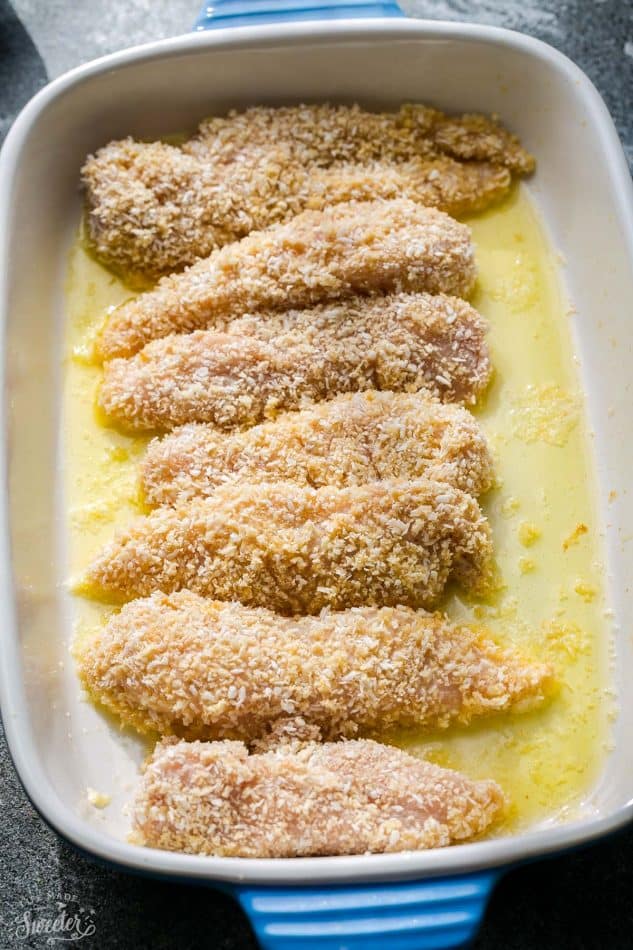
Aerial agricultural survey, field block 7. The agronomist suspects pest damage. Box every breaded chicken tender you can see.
[83,140,509,279]
[98,293,491,432]
[95,200,476,361]
[82,478,493,611]
[132,736,505,856]
[79,592,554,740]
[186,103,534,174]
[140,391,494,508]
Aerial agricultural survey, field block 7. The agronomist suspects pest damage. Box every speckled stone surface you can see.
[0,0,632,946]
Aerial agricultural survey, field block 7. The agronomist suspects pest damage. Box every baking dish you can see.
[1,1,632,947]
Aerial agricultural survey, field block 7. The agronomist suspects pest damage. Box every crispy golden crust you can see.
[79,591,554,740]
[83,138,509,279]
[186,103,534,174]
[132,736,505,856]
[140,391,494,508]
[98,293,491,432]
[95,200,476,361]
[82,478,494,611]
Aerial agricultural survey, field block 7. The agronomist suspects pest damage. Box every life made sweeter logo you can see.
[13,891,96,944]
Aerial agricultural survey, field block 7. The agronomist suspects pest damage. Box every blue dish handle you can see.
[194,0,404,31]
[231,872,500,949]
[192,5,498,949]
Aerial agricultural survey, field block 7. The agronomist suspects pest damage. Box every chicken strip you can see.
[79,591,554,740]
[83,139,509,279]
[81,478,494,611]
[140,391,494,508]
[98,293,491,432]
[132,736,505,856]
[186,103,533,172]
[95,200,476,361]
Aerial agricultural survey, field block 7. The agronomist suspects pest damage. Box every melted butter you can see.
[64,253,149,640]
[64,185,610,834]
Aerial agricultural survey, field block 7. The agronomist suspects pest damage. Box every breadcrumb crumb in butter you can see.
[543,620,591,660]
[574,581,597,603]
[501,496,521,518]
[518,522,541,547]
[510,384,580,447]
[562,523,589,550]
[86,787,111,808]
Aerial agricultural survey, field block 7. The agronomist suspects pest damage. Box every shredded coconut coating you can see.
[95,200,476,361]
[79,591,554,741]
[140,391,494,508]
[186,103,534,174]
[98,292,490,432]
[83,138,509,279]
[82,478,494,611]
[132,736,505,857]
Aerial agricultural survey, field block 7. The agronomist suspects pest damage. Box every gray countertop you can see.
[1,1,632,946]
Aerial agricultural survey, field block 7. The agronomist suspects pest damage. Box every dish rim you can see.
[1,16,632,885]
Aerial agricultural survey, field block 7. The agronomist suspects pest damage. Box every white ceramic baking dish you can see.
[1,2,633,947]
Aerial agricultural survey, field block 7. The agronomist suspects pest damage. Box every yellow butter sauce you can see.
[64,184,611,834]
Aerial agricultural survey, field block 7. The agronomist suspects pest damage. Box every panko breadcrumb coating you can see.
[186,103,534,174]
[83,140,510,279]
[95,200,476,361]
[79,591,555,740]
[82,478,494,611]
[140,391,494,508]
[98,293,491,432]
[132,736,505,857]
